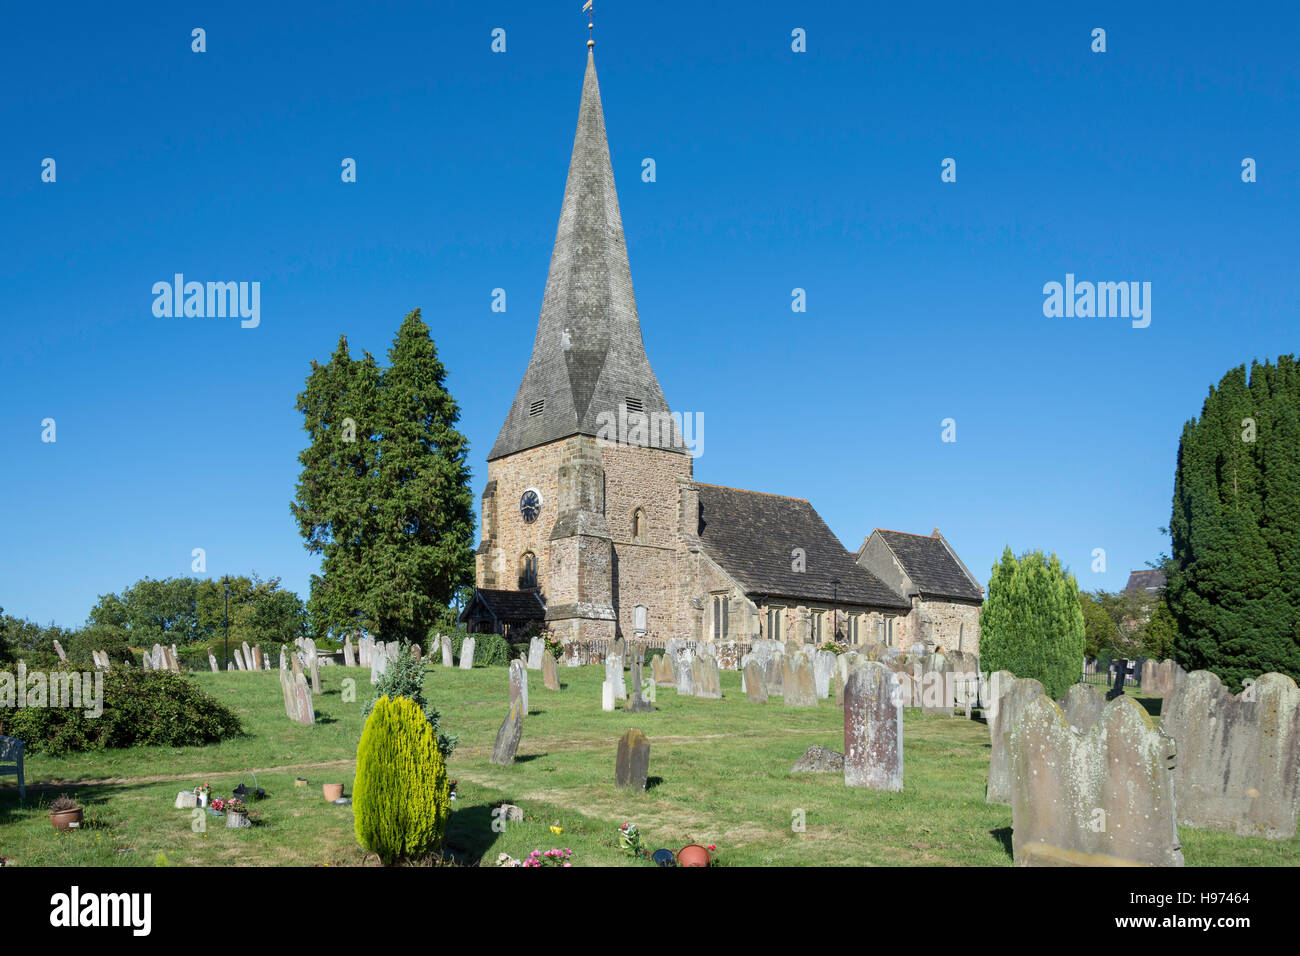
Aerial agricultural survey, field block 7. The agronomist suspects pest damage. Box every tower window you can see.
[625,397,643,413]
[519,551,537,590]
[529,400,545,417]
[632,508,646,542]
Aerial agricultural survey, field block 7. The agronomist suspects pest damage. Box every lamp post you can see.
[223,577,230,669]
[831,578,840,645]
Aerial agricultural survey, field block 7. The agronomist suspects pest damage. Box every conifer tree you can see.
[1167,356,1300,687]
[979,547,1085,698]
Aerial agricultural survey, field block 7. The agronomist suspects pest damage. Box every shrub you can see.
[0,668,243,756]
[979,547,1085,699]
[353,695,451,865]
[473,633,510,667]
[364,645,457,757]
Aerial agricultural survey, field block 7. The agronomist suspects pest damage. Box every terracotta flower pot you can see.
[677,844,710,867]
[323,783,344,802]
[50,809,83,832]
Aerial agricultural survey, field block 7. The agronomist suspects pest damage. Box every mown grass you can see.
[0,664,1295,866]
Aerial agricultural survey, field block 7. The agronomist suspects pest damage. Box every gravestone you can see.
[743,661,768,704]
[782,656,817,707]
[606,655,626,699]
[509,660,529,714]
[542,652,561,691]
[242,642,254,674]
[921,652,954,715]
[208,649,219,673]
[615,729,650,791]
[675,655,694,696]
[527,637,544,670]
[343,635,356,668]
[441,634,453,667]
[460,637,476,669]
[254,645,265,671]
[1161,670,1300,840]
[306,638,322,694]
[53,640,67,662]
[653,653,676,686]
[1106,658,1129,701]
[1058,683,1106,733]
[1010,694,1183,866]
[641,676,656,703]
[986,675,1045,805]
[291,660,315,726]
[843,662,903,790]
[279,646,287,670]
[602,681,616,712]
[233,647,245,671]
[626,660,654,713]
[490,699,524,765]
[169,644,181,672]
[152,644,165,671]
[279,662,297,720]
[792,745,844,773]
[691,653,721,699]
[765,654,785,695]
[813,651,836,699]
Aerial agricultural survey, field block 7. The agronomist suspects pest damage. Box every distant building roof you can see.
[875,529,984,602]
[460,588,547,624]
[695,484,908,609]
[1124,569,1167,594]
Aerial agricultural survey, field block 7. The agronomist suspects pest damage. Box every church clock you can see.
[520,489,542,524]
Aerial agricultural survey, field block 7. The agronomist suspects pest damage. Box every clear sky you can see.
[2,2,1296,627]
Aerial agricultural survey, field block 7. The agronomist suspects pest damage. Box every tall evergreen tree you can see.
[1167,356,1300,688]
[979,547,1086,698]
[370,310,476,642]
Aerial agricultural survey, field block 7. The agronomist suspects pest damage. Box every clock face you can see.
[520,489,542,524]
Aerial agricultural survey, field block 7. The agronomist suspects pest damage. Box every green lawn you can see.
[0,664,1295,866]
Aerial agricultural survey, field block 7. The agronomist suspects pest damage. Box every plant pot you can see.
[323,783,344,802]
[197,793,209,808]
[676,844,710,867]
[225,811,251,829]
[50,809,83,832]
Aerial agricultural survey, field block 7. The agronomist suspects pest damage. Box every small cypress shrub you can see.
[353,695,451,865]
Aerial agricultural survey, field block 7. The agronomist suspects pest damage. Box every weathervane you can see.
[583,0,594,48]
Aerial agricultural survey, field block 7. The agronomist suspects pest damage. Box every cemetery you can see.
[1,639,1297,867]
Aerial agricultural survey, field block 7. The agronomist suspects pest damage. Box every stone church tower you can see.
[475,48,692,644]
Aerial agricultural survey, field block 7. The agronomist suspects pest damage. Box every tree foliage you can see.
[979,547,1086,698]
[1167,356,1300,688]
[353,695,451,865]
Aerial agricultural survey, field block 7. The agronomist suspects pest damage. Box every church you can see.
[464,45,983,656]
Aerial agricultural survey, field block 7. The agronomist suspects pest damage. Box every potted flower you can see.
[522,847,573,867]
[449,779,458,801]
[224,797,250,829]
[194,783,211,807]
[49,794,83,832]
[618,822,646,859]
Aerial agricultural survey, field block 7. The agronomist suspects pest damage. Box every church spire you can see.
[488,45,684,461]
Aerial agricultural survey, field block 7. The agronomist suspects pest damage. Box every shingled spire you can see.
[488,51,685,461]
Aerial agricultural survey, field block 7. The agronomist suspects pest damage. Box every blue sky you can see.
[2,2,1296,627]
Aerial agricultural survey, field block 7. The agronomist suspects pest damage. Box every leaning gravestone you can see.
[606,655,626,699]
[986,674,1045,805]
[691,653,722,699]
[279,661,297,720]
[53,640,67,662]
[1161,670,1300,840]
[615,729,650,791]
[1010,694,1183,866]
[782,656,817,707]
[813,650,836,699]
[343,635,356,668]
[490,699,524,765]
[242,642,254,673]
[1058,683,1106,733]
[233,647,245,671]
[290,655,315,726]
[509,660,529,714]
[460,638,476,669]
[306,638,322,694]
[743,661,768,704]
[542,652,560,691]
[844,662,903,790]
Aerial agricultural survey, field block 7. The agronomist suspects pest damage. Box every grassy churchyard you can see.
[1,663,1295,867]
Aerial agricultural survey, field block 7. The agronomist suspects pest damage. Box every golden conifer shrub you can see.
[353,694,451,864]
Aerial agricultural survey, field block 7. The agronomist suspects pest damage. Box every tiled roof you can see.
[489,52,685,461]
[1124,569,1167,594]
[877,530,983,602]
[696,484,908,609]
[464,588,546,621]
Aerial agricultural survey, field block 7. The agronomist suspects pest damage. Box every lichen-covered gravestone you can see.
[1057,683,1106,733]
[843,662,903,790]
[743,661,768,704]
[986,674,1044,805]
[675,655,694,696]
[1161,670,1300,840]
[782,656,817,708]
[441,634,453,667]
[691,653,721,699]
[542,651,561,691]
[343,635,356,668]
[1009,694,1183,866]
[490,699,524,765]
[813,650,836,699]
[792,745,844,773]
[615,729,650,791]
[509,660,529,714]
[527,637,544,670]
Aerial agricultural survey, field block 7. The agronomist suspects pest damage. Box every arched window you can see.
[632,508,646,542]
[519,551,537,590]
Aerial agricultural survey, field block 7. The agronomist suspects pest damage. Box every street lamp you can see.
[223,577,230,669]
[831,578,840,645]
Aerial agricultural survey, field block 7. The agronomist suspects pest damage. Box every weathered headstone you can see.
[606,655,626,699]
[615,729,650,791]
[782,655,817,707]
[743,661,768,704]
[792,745,844,773]
[490,699,524,765]
[921,652,954,715]
[844,662,903,790]
[1010,694,1183,866]
[1058,683,1106,733]
[53,640,67,662]
[675,654,694,695]
[541,651,561,690]
[242,642,253,674]
[441,634,453,667]
[208,648,219,673]
[412,643,422,666]
[233,647,246,671]
[626,659,654,713]
[813,650,836,699]
[602,680,616,712]
[169,644,181,672]
[765,653,785,695]
[986,674,1045,805]
[386,641,399,663]
[641,676,656,703]
[653,652,676,686]
[509,660,529,714]
[1161,670,1300,840]
[459,637,476,669]
[290,655,315,726]
[305,638,321,694]
[527,637,544,670]
[691,653,722,699]
[152,644,165,671]
[343,635,356,668]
